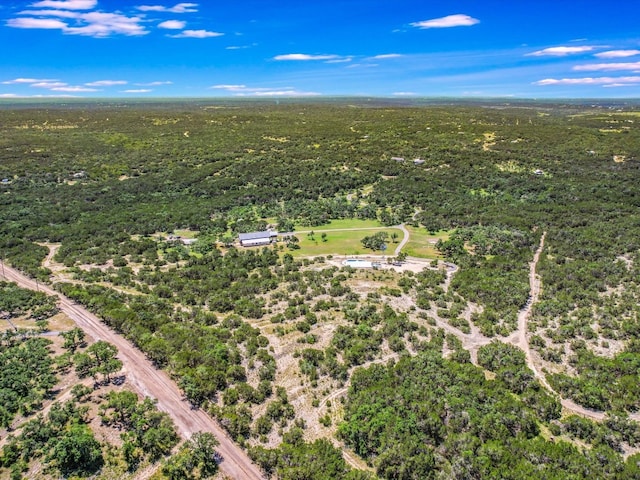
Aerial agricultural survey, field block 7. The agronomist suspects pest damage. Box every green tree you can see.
[189,432,220,477]
[71,384,92,401]
[220,234,235,247]
[47,424,104,477]
[250,438,349,480]
[60,327,86,353]
[276,217,295,233]
[74,340,123,383]
[99,390,138,428]
[163,449,194,480]
[361,232,388,251]
[162,432,220,479]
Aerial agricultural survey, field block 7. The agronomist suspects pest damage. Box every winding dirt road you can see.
[394,224,410,256]
[507,232,550,389]
[504,232,624,422]
[0,262,265,480]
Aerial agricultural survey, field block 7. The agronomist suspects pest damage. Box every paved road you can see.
[0,263,265,480]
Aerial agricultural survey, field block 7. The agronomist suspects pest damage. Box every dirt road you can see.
[507,232,550,389]
[394,224,410,256]
[505,232,618,422]
[0,262,265,480]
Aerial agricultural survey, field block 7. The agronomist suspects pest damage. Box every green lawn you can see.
[288,227,402,257]
[240,219,449,259]
[293,218,384,231]
[402,226,451,258]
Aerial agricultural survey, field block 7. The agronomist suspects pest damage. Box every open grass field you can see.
[294,218,384,231]
[402,226,450,258]
[173,228,199,239]
[289,227,402,257]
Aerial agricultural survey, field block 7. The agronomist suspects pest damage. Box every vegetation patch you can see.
[403,226,449,258]
[290,228,400,257]
[2,101,640,478]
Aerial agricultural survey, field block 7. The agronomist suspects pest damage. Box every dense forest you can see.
[1,99,639,478]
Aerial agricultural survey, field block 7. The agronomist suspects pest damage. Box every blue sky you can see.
[1,0,640,98]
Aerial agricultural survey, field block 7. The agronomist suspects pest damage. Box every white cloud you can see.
[31,81,68,88]
[31,0,97,9]
[210,84,320,97]
[136,3,198,13]
[249,90,320,97]
[2,78,58,84]
[135,81,173,86]
[411,14,479,29]
[603,83,639,87]
[122,89,152,93]
[527,46,594,56]
[66,11,147,36]
[169,29,223,38]
[573,62,640,71]
[346,63,379,69]
[211,84,246,91]
[273,53,342,61]
[135,4,163,11]
[7,17,68,29]
[534,76,640,86]
[18,9,86,18]
[158,20,185,29]
[393,92,417,96]
[85,80,127,86]
[226,43,258,50]
[9,9,148,36]
[0,93,78,98]
[371,54,403,59]
[595,50,640,58]
[325,58,353,64]
[2,79,112,92]
[51,86,99,91]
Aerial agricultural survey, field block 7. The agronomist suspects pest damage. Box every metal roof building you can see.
[238,231,278,247]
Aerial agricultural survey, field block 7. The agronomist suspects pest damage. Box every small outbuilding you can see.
[342,259,381,269]
[239,231,278,247]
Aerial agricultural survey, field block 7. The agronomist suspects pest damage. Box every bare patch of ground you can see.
[480,131,496,151]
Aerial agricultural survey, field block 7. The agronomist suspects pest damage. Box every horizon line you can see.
[1,95,639,102]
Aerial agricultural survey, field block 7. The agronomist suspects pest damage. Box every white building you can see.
[238,231,278,247]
